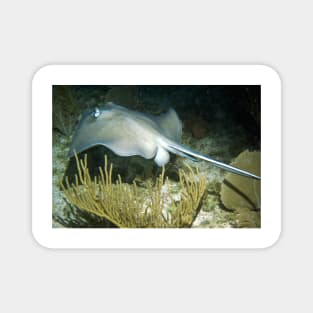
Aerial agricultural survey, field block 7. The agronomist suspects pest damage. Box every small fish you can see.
[69,102,260,180]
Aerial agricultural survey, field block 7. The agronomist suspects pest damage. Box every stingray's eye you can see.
[92,107,100,118]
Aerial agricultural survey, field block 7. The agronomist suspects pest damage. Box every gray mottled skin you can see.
[69,102,260,180]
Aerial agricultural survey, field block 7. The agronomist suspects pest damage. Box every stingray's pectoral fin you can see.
[166,142,260,180]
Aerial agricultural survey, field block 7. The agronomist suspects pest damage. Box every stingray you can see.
[68,102,261,180]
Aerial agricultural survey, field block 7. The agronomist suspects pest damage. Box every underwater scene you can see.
[53,85,261,228]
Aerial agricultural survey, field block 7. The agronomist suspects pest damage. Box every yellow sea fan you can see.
[61,152,207,228]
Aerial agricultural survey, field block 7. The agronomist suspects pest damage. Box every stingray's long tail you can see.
[164,140,261,180]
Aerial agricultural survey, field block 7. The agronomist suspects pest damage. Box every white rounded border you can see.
[32,65,281,249]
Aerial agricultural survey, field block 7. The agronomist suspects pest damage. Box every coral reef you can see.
[61,152,207,228]
[53,202,117,228]
[220,150,261,227]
